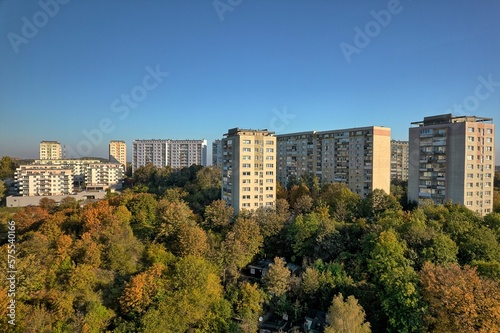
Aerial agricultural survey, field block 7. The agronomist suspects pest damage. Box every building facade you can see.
[15,165,73,196]
[408,114,495,216]
[39,141,62,160]
[85,163,125,191]
[132,139,207,173]
[391,140,409,181]
[277,126,391,198]
[109,140,127,165]
[221,128,276,213]
[212,139,223,168]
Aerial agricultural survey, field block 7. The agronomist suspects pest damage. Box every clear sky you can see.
[0,0,499,162]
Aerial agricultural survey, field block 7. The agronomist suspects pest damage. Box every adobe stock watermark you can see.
[445,74,500,115]
[339,0,404,64]
[269,107,296,132]
[6,220,17,326]
[66,65,169,158]
[7,0,71,54]
[213,0,243,21]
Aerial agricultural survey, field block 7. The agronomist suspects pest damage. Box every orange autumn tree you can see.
[420,262,500,332]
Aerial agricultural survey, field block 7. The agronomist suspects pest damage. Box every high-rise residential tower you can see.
[276,126,391,198]
[391,140,409,181]
[212,139,223,168]
[132,139,207,173]
[221,128,276,213]
[109,140,127,165]
[39,141,62,160]
[408,114,495,216]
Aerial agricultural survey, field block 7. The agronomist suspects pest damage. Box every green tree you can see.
[325,293,371,333]
[0,180,5,202]
[361,189,402,220]
[0,156,17,179]
[368,230,423,332]
[235,282,264,333]
[203,199,233,233]
[320,183,361,222]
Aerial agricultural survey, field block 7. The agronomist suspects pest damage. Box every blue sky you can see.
[0,0,499,161]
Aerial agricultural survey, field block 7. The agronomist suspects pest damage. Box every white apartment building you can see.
[391,140,409,181]
[86,163,125,191]
[221,128,276,213]
[109,140,127,165]
[277,126,391,198]
[39,141,62,160]
[132,139,207,173]
[15,165,73,196]
[408,114,495,216]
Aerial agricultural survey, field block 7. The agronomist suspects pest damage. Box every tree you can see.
[325,293,371,333]
[203,199,233,233]
[420,262,500,332]
[264,257,291,298]
[0,156,17,179]
[235,282,264,333]
[361,189,402,220]
[39,197,57,212]
[320,183,361,222]
[0,180,5,202]
[368,230,423,332]
[175,223,208,257]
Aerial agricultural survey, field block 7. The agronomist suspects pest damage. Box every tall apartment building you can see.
[221,128,276,213]
[33,159,101,185]
[132,139,207,173]
[39,141,62,160]
[109,140,127,165]
[277,126,391,198]
[15,165,73,196]
[408,114,495,216]
[212,139,223,168]
[391,140,409,181]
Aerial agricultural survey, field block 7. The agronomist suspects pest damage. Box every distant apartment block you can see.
[85,163,125,191]
[15,165,73,196]
[408,114,495,216]
[221,128,276,213]
[277,126,391,198]
[39,141,62,160]
[212,139,223,167]
[391,140,409,181]
[109,140,127,165]
[15,159,124,196]
[132,139,207,173]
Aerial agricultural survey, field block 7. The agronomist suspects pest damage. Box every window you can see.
[467,164,473,170]
[266,163,274,168]
[266,179,274,183]
[466,191,473,197]
[486,137,492,143]
[242,155,251,160]
[266,156,274,160]
[265,186,273,191]
[266,194,274,199]
[243,163,251,168]
[242,203,250,207]
[467,146,474,151]
[486,146,492,152]
[242,179,250,183]
[466,182,473,188]
[466,201,473,206]
[486,155,492,160]
[467,155,474,160]
[486,164,492,170]
[243,171,251,176]
[266,140,274,145]
[486,173,492,178]
[467,173,473,178]
[467,136,475,142]
[266,171,274,175]
[243,187,250,191]
[243,148,251,152]
[486,128,492,134]
[266,148,274,153]
[468,127,475,132]
[242,140,251,144]
[486,182,491,187]
[242,195,250,199]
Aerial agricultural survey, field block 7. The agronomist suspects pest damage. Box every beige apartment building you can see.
[277,126,391,198]
[221,128,276,213]
[15,165,73,196]
[391,140,409,181]
[408,114,495,216]
[86,163,125,191]
[109,140,127,165]
[39,141,62,160]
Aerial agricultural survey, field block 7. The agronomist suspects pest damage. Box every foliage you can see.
[325,293,371,333]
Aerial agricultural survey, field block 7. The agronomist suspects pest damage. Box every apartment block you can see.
[86,163,125,191]
[277,126,391,198]
[39,141,62,160]
[132,139,207,173]
[408,114,495,216]
[109,140,127,165]
[391,140,409,181]
[221,128,276,213]
[212,139,223,168]
[33,159,102,185]
[15,165,73,196]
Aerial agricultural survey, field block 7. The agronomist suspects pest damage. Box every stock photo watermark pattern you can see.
[66,65,169,158]
[213,0,243,21]
[7,0,71,54]
[6,220,17,326]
